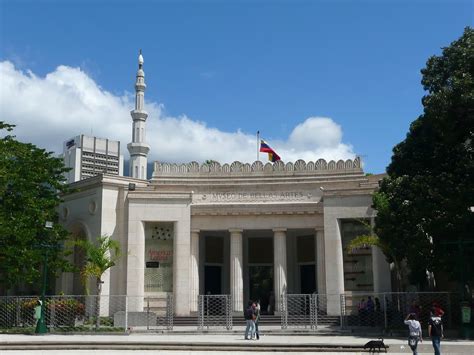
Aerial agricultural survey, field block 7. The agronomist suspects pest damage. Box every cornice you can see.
[191,201,322,216]
[153,158,363,179]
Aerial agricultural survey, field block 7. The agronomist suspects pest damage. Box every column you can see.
[190,230,200,313]
[273,228,287,313]
[229,229,244,314]
[316,229,326,294]
[173,221,191,316]
[126,220,145,312]
[323,217,344,315]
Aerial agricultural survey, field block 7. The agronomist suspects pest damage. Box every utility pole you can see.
[35,221,53,334]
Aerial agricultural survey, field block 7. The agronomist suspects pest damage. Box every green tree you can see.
[0,122,71,294]
[374,28,474,290]
[72,235,121,329]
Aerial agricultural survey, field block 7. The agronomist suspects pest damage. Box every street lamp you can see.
[35,221,53,334]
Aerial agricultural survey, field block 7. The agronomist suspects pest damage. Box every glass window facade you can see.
[144,222,174,293]
[341,219,374,292]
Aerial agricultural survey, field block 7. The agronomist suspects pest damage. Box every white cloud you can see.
[0,60,355,165]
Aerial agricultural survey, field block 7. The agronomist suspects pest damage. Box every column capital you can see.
[228,228,243,234]
[315,227,324,233]
[272,228,287,233]
[191,229,200,234]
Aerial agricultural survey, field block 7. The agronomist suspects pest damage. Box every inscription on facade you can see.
[197,191,315,202]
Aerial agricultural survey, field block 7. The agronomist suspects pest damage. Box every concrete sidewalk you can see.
[0,333,473,354]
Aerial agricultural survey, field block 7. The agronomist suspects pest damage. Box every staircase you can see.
[173,314,341,327]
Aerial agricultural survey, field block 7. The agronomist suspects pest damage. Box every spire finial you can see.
[138,49,144,68]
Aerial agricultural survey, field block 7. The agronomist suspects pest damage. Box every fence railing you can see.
[340,292,455,330]
[0,292,461,333]
[0,294,173,333]
[280,294,316,329]
[280,294,341,329]
[198,294,232,330]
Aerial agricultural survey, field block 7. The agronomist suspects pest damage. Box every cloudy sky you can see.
[0,0,471,172]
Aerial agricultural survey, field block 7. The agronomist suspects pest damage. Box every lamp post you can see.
[35,221,53,334]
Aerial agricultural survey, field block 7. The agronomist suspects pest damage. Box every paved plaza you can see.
[0,332,473,354]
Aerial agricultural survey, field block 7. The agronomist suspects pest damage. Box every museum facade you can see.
[58,158,391,316]
[57,53,391,316]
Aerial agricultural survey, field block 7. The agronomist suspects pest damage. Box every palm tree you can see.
[73,235,121,329]
[346,221,404,293]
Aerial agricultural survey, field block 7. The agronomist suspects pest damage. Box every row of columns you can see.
[189,228,325,313]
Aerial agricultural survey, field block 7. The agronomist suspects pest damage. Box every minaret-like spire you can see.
[127,50,151,179]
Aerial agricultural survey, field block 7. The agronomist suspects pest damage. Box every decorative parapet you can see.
[152,157,362,177]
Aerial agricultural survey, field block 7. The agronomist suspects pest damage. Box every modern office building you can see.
[63,135,124,183]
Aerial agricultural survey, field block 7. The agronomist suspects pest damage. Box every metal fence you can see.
[280,294,316,329]
[1,292,461,333]
[340,292,455,331]
[198,294,232,330]
[280,294,341,330]
[0,294,173,333]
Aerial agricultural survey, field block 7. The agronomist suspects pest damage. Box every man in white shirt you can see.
[405,313,423,355]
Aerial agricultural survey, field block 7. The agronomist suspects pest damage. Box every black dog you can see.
[363,338,387,353]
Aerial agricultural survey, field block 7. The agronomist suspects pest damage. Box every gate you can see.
[280,294,316,329]
[144,294,174,330]
[198,294,232,330]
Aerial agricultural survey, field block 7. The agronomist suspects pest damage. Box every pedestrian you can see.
[268,291,275,315]
[404,313,422,355]
[432,302,445,317]
[244,301,256,340]
[254,300,261,340]
[367,296,375,326]
[428,307,444,355]
[409,300,422,320]
[33,300,42,326]
[375,297,381,312]
[358,298,367,325]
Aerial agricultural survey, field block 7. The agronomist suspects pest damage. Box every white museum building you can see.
[57,53,391,317]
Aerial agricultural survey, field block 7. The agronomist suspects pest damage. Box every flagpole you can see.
[257,131,260,162]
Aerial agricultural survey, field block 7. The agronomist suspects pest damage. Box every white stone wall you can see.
[126,193,191,315]
[58,184,102,295]
[323,194,391,314]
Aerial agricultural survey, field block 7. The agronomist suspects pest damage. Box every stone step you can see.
[171,316,340,327]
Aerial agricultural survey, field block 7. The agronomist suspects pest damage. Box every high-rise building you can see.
[63,134,124,183]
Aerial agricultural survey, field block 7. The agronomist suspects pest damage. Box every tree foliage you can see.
[72,235,121,295]
[374,27,474,288]
[71,235,121,329]
[0,122,72,293]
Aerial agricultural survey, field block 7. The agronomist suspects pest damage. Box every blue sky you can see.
[0,0,472,173]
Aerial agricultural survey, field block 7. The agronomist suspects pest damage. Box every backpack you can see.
[245,307,253,320]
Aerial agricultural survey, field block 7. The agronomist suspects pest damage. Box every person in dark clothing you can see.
[375,297,381,312]
[428,307,444,355]
[254,300,261,340]
[244,301,256,340]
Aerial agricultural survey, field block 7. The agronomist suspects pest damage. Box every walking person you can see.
[254,300,261,340]
[428,307,444,355]
[244,301,256,340]
[404,313,423,355]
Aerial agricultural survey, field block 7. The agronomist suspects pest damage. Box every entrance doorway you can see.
[204,265,222,295]
[300,264,316,294]
[249,265,273,314]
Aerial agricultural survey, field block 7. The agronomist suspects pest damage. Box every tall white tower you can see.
[127,50,151,179]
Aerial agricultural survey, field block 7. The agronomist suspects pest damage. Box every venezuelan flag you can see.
[259,140,281,162]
